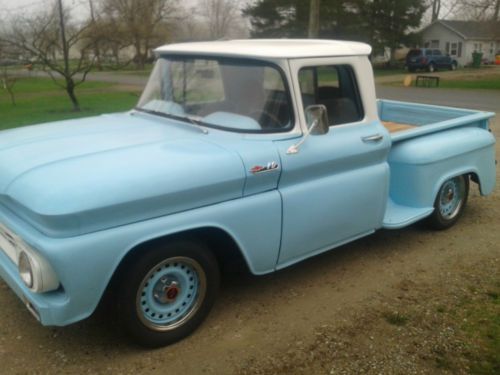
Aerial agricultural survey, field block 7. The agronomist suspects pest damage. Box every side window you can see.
[425,49,432,56]
[298,65,364,126]
[433,49,442,56]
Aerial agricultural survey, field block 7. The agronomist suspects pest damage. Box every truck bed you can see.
[378,99,495,141]
[381,121,415,133]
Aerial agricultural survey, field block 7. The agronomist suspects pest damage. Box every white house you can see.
[420,20,500,66]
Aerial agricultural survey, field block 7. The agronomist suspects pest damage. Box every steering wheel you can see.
[248,109,282,129]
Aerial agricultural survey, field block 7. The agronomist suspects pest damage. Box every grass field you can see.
[0,77,141,130]
[438,77,500,90]
[465,281,500,374]
[381,67,500,90]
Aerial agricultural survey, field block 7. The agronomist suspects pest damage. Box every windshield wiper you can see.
[184,115,209,134]
[134,108,209,134]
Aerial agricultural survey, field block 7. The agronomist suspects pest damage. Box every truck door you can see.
[275,59,391,267]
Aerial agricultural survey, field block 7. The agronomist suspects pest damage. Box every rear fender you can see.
[388,127,496,207]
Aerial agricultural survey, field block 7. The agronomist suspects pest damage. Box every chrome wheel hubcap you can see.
[439,177,465,220]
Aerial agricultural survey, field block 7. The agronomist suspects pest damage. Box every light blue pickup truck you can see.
[0,40,496,347]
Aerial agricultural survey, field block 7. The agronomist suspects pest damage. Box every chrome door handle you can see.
[362,134,384,143]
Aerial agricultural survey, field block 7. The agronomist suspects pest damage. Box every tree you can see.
[243,0,307,37]
[1,67,18,106]
[243,0,355,38]
[0,40,18,106]
[243,0,426,58]
[308,0,320,37]
[101,0,176,68]
[200,0,243,39]
[0,0,96,111]
[430,0,441,22]
[88,0,103,70]
[453,0,500,21]
[350,0,426,64]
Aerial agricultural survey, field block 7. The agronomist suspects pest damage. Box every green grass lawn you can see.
[0,77,141,130]
[438,78,500,90]
[463,280,500,374]
[382,68,500,90]
[373,68,407,77]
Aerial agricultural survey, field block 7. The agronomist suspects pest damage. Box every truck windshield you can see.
[136,56,293,133]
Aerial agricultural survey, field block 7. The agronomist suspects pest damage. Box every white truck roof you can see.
[155,39,372,59]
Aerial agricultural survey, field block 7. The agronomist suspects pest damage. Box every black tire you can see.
[450,62,457,71]
[116,239,220,348]
[427,63,435,73]
[427,175,469,230]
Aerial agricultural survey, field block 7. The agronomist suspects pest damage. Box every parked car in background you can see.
[406,48,457,72]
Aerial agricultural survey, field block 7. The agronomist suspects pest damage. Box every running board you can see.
[383,199,434,229]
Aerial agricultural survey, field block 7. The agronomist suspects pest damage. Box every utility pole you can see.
[308,0,320,38]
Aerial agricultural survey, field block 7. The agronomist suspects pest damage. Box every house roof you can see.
[434,20,500,40]
[155,39,372,59]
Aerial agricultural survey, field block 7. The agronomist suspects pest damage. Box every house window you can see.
[431,40,439,48]
[458,42,462,57]
[424,41,430,48]
[450,43,458,56]
[474,43,483,52]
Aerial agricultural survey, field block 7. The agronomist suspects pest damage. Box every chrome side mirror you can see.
[286,104,330,155]
[305,104,329,135]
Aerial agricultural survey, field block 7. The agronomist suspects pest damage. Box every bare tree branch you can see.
[0,1,97,111]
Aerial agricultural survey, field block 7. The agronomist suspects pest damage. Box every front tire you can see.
[427,175,469,230]
[117,240,220,347]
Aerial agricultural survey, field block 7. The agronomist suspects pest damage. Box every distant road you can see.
[84,71,148,87]
[376,85,500,113]
[17,69,500,113]
[16,70,148,87]
[87,71,500,113]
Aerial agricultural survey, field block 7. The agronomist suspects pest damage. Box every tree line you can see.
[0,0,246,111]
[1,0,498,111]
[243,0,427,62]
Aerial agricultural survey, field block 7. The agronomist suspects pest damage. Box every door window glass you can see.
[298,65,364,126]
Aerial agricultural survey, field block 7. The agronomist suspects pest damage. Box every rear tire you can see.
[427,175,469,230]
[116,240,220,347]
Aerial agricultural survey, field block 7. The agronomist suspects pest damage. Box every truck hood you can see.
[0,113,245,237]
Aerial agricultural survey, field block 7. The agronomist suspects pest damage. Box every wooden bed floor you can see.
[381,121,416,133]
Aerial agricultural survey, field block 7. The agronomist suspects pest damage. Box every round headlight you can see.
[18,251,33,289]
